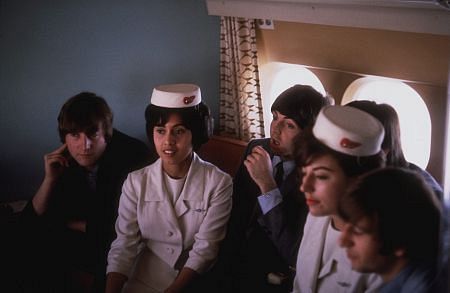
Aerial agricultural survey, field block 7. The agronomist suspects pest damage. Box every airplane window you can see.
[260,62,326,137]
[341,77,431,169]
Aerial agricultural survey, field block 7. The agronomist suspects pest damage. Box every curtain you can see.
[219,16,265,141]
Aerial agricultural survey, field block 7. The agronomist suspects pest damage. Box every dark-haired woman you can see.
[292,106,386,293]
[105,84,233,293]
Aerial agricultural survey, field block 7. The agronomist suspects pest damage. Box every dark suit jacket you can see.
[217,138,308,293]
[18,129,151,292]
[408,162,443,201]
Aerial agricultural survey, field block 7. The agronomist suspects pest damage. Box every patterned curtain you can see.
[219,16,265,141]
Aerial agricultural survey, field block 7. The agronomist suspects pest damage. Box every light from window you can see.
[342,77,431,169]
[444,75,450,202]
[260,62,326,137]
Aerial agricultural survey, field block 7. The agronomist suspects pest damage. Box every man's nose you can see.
[81,135,92,149]
[272,120,282,134]
[339,224,353,248]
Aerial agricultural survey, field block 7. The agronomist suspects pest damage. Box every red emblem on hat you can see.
[183,95,195,105]
[340,138,361,149]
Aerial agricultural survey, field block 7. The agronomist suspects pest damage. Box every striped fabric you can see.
[219,16,265,141]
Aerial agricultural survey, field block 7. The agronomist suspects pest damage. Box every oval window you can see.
[342,77,431,169]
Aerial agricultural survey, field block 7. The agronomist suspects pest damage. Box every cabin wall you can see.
[0,0,220,202]
[257,21,450,184]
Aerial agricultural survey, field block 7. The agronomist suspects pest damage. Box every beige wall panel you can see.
[257,21,449,182]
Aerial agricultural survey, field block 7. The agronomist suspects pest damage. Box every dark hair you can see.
[346,100,407,167]
[58,92,113,143]
[339,167,442,264]
[294,128,385,177]
[271,85,332,129]
[145,102,213,152]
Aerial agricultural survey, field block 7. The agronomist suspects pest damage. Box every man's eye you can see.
[352,227,365,235]
[70,133,80,138]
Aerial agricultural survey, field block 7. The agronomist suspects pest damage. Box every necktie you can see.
[86,171,97,191]
[274,162,284,187]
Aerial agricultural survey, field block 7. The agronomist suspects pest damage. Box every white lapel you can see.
[334,243,356,290]
[304,215,331,293]
[144,159,181,232]
[174,153,205,218]
[174,194,189,219]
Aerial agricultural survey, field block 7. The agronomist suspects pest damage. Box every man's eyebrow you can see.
[86,126,100,133]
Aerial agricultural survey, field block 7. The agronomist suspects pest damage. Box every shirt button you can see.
[166,247,174,254]
[167,231,173,237]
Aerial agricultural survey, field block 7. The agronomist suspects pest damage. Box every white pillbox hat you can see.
[313,105,385,156]
[151,83,201,108]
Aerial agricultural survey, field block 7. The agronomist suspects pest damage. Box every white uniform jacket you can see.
[107,153,233,291]
[292,214,382,293]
